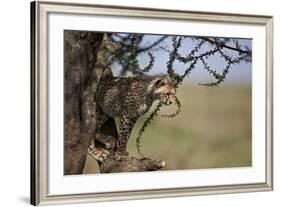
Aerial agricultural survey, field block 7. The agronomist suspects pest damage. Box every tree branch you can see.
[198,37,251,55]
[137,36,168,53]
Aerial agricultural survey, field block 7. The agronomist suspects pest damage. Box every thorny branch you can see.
[130,35,252,157]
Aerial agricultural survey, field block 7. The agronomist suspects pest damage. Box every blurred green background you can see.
[83,83,251,174]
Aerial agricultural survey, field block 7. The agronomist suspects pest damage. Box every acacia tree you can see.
[64,31,251,175]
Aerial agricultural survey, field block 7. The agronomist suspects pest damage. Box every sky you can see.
[112,34,252,86]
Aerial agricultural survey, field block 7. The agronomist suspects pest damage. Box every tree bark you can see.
[64,31,165,175]
[64,31,103,175]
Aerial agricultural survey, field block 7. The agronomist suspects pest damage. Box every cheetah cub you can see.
[90,71,176,161]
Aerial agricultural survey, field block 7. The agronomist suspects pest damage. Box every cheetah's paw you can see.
[114,151,129,161]
[88,145,110,162]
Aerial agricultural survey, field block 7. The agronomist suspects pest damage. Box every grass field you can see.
[83,83,252,174]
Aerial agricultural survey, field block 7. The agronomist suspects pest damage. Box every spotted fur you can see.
[94,72,176,160]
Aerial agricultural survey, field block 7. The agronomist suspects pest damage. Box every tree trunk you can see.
[64,31,165,175]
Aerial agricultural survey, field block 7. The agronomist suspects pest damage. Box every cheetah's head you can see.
[153,75,176,106]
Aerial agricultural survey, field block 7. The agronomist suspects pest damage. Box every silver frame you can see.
[31,0,274,205]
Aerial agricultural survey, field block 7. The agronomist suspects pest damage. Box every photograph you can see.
[0,0,278,206]
[64,31,252,175]
[30,2,273,205]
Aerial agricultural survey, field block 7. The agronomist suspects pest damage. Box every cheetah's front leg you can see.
[115,114,137,161]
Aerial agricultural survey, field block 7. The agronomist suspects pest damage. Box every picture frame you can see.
[30,0,273,205]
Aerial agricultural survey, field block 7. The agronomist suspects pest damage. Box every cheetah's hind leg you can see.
[88,144,110,163]
[95,133,116,149]
[88,107,112,162]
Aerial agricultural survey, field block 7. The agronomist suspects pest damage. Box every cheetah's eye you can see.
[155,79,166,88]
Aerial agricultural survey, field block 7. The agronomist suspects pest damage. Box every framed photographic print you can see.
[30,0,273,205]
